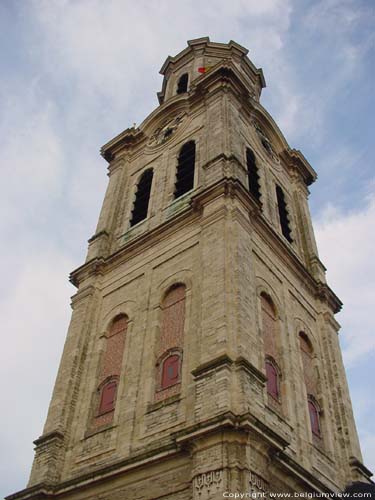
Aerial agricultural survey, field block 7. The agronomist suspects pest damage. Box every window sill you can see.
[120,219,148,243]
[311,438,334,464]
[146,394,181,414]
[165,191,194,217]
[265,403,293,431]
[84,423,117,440]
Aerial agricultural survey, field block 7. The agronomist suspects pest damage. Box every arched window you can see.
[156,284,186,400]
[246,148,261,202]
[299,332,323,440]
[130,169,153,227]
[308,398,321,437]
[176,73,188,94]
[93,314,128,427]
[275,185,293,242]
[299,332,315,394]
[98,378,118,415]
[299,332,313,355]
[265,358,279,400]
[260,293,278,359]
[174,141,195,199]
[161,353,181,389]
[260,293,282,405]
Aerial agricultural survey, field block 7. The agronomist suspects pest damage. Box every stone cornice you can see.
[315,281,342,314]
[280,148,317,187]
[69,177,340,313]
[5,483,54,500]
[349,456,373,480]
[191,353,267,386]
[7,409,344,499]
[101,60,264,164]
[100,127,146,162]
[6,441,182,500]
[275,451,339,493]
[191,354,234,378]
[33,431,64,448]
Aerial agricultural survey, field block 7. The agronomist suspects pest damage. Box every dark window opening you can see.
[98,379,118,415]
[130,169,153,227]
[308,399,321,437]
[163,127,173,140]
[174,141,195,199]
[276,185,293,242]
[176,73,188,94]
[265,359,280,400]
[246,148,261,202]
[161,354,181,389]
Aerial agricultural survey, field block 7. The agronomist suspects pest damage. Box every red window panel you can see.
[161,354,180,389]
[265,360,279,400]
[260,294,278,359]
[99,380,118,414]
[308,400,321,437]
[109,315,128,337]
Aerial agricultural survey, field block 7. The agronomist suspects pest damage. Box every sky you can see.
[0,0,374,497]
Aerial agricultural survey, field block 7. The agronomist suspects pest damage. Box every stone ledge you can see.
[146,394,181,414]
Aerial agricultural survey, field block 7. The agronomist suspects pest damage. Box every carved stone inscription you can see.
[194,470,223,499]
[249,471,269,496]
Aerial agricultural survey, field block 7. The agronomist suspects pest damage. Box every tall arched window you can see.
[156,284,186,400]
[176,73,189,94]
[174,141,195,199]
[130,169,153,227]
[265,358,280,400]
[260,293,282,406]
[94,315,128,427]
[275,185,293,242]
[299,332,315,395]
[246,148,261,202]
[299,332,322,441]
[308,398,321,437]
[261,294,278,359]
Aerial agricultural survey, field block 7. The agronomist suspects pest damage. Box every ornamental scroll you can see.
[194,470,223,498]
[249,471,269,496]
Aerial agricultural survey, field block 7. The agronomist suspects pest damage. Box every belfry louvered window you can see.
[130,169,153,227]
[174,141,195,199]
[276,185,293,242]
[176,73,188,94]
[246,148,261,202]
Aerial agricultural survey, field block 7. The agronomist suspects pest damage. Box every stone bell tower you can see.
[8,37,372,500]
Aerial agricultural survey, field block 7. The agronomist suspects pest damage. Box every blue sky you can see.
[0,0,374,497]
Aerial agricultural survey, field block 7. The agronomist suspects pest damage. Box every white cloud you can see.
[314,194,375,366]
[0,249,75,495]
[31,0,293,125]
[0,80,64,231]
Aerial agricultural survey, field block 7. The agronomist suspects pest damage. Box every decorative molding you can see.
[349,456,373,480]
[87,230,109,244]
[194,470,223,498]
[146,394,181,414]
[191,354,234,379]
[101,127,146,162]
[235,356,267,385]
[249,471,269,494]
[33,431,64,449]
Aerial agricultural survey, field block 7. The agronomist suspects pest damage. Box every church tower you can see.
[9,38,372,500]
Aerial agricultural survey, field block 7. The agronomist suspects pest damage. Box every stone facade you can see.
[7,37,372,500]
